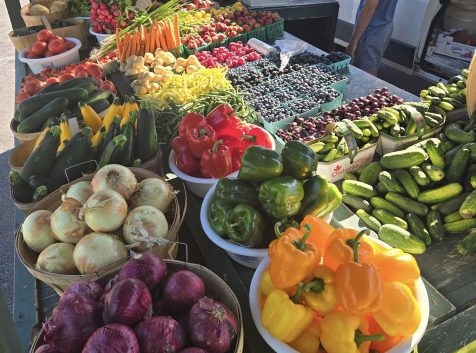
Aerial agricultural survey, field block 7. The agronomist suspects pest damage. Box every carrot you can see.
[137,31,142,56]
[173,14,180,48]
[145,28,150,54]
[121,33,130,63]
[158,22,168,50]
[139,25,145,56]
[149,24,156,53]
[124,39,132,61]
[130,32,137,56]
[115,28,122,57]
[164,19,174,50]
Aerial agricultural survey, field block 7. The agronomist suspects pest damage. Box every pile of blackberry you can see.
[290,51,331,66]
[262,105,294,123]
[325,52,349,63]
[226,68,263,87]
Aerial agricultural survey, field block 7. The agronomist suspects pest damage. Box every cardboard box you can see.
[378,124,444,155]
[434,31,475,63]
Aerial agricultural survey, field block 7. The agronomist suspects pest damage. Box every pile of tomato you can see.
[24,29,76,59]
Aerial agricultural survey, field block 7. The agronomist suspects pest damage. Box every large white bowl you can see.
[249,244,430,353]
[200,181,333,269]
[18,37,81,74]
[89,27,113,43]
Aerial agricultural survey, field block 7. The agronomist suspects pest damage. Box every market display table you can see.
[11,34,476,353]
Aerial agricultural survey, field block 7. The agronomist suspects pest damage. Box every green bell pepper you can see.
[225,203,264,247]
[281,140,319,180]
[238,146,283,182]
[208,198,228,236]
[297,175,342,220]
[214,178,258,208]
[258,176,304,219]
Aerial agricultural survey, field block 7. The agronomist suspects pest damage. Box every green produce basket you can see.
[227,32,248,44]
[248,27,267,42]
[329,78,348,93]
[169,44,185,58]
[326,54,352,72]
[261,107,296,135]
[207,38,228,50]
[184,43,208,57]
[266,18,284,42]
[320,92,344,112]
[287,99,320,119]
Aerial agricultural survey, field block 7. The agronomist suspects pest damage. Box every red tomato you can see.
[31,41,47,56]
[37,29,53,42]
[86,63,103,78]
[64,40,75,51]
[74,70,89,78]
[43,50,54,57]
[48,38,65,55]
[73,64,88,75]
[59,73,75,82]
[45,77,60,85]
[23,80,42,95]
[100,80,117,94]
[26,52,40,59]
[16,91,30,105]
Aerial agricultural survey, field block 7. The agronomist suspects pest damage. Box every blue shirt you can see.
[356,0,398,33]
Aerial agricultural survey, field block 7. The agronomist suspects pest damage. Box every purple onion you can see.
[135,316,186,353]
[81,324,139,353]
[163,271,205,313]
[118,254,167,290]
[34,344,62,353]
[63,282,103,303]
[188,297,238,353]
[103,279,152,326]
[179,349,209,353]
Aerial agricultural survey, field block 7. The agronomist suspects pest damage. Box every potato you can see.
[50,0,67,12]
[186,64,199,74]
[29,4,49,15]
[175,65,185,73]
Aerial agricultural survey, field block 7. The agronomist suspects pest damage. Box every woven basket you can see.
[21,0,69,27]
[29,259,244,353]
[10,119,42,142]
[16,167,186,294]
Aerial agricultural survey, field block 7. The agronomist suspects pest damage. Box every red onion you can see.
[63,281,103,303]
[118,254,167,290]
[34,344,62,353]
[44,297,100,353]
[103,279,152,326]
[179,349,209,353]
[135,316,186,353]
[163,270,205,313]
[188,297,238,353]
[82,324,139,353]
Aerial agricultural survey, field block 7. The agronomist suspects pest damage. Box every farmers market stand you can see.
[9,32,476,353]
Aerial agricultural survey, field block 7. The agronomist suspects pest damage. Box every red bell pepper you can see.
[200,140,233,178]
[171,136,200,176]
[179,112,206,136]
[241,124,273,149]
[206,103,235,131]
[187,124,217,158]
[220,134,244,171]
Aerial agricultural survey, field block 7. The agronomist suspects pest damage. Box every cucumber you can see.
[380,148,427,169]
[444,218,476,234]
[375,182,387,195]
[392,169,420,199]
[447,148,470,183]
[459,190,476,219]
[356,209,382,232]
[370,197,405,218]
[343,194,372,212]
[406,213,432,245]
[342,119,363,139]
[443,211,463,224]
[359,162,382,186]
[55,77,96,91]
[378,224,426,254]
[426,210,445,240]
[379,171,406,194]
[425,139,445,169]
[16,98,69,133]
[372,208,408,229]
[76,83,97,95]
[438,192,471,215]
[98,135,128,169]
[343,172,358,181]
[342,180,376,199]
[428,86,446,98]
[456,230,476,256]
[444,126,475,143]
[9,170,33,203]
[354,164,368,176]
[136,109,159,162]
[323,148,338,162]
[409,166,430,186]
[85,89,112,104]
[417,183,463,204]
[421,163,445,182]
[385,192,429,217]
[37,82,61,94]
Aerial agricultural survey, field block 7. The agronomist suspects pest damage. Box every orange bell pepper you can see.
[334,230,383,315]
[367,316,402,352]
[300,215,335,256]
[323,229,374,271]
[371,248,420,285]
[268,224,320,289]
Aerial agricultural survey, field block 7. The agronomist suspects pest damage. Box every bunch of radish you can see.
[90,0,137,34]
[24,29,76,59]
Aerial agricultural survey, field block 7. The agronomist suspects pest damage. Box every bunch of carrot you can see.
[117,15,181,63]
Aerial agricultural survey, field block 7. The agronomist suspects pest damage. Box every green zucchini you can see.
[41,116,60,130]
[443,211,463,224]
[421,163,445,182]
[409,166,430,186]
[379,171,406,194]
[32,186,48,202]
[378,224,426,254]
[16,98,69,133]
[356,209,382,233]
[392,169,420,199]
[372,208,408,229]
[55,77,96,90]
[28,175,58,193]
[447,148,470,183]
[37,82,61,94]
[99,116,121,157]
[459,190,476,219]
[456,230,476,256]
[136,109,159,162]
[358,162,382,186]
[417,183,463,204]
[385,192,429,217]
[9,170,33,203]
[444,218,476,234]
[370,197,405,218]
[426,210,445,241]
[131,159,142,167]
[342,180,376,199]
[342,194,372,213]
[406,213,432,245]
[85,89,112,104]
[120,112,136,166]
[438,192,471,215]
[98,135,127,169]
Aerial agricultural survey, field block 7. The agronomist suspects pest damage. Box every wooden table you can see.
[11,34,476,353]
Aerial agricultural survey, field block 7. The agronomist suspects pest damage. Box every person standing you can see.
[346,0,399,76]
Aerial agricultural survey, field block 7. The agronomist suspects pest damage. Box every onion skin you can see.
[118,254,167,290]
[73,233,128,275]
[63,281,103,303]
[36,243,78,275]
[65,181,94,205]
[51,198,89,244]
[122,206,168,252]
[91,164,137,200]
[131,178,174,212]
[22,210,57,253]
[135,316,186,353]
[163,270,205,313]
[179,349,209,353]
[34,344,62,353]
[83,189,128,232]
[81,324,140,353]
[103,278,152,326]
[188,297,239,353]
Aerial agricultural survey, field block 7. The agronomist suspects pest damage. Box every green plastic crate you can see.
[326,54,352,71]
[227,32,248,44]
[207,38,228,50]
[248,27,267,42]
[329,78,348,93]
[184,43,209,57]
[320,92,343,112]
[266,18,284,42]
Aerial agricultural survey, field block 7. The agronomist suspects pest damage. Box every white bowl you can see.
[18,37,81,74]
[200,181,333,269]
[249,243,430,353]
[89,27,113,43]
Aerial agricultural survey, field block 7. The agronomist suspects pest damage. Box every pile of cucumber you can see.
[307,118,379,162]
[420,68,468,113]
[12,78,113,134]
[342,118,476,255]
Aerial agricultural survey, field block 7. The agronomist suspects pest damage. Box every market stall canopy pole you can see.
[5,0,25,29]
[0,288,23,353]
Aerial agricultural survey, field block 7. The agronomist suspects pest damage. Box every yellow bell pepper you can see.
[262,289,313,343]
[260,270,276,297]
[371,248,420,285]
[320,312,383,353]
[289,320,321,353]
[373,281,421,337]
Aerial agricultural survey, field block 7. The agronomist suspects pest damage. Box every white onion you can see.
[73,233,128,274]
[64,181,93,205]
[51,198,89,244]
[91,164,137,200]
[82,189,128,232]
[22,210,57,253]
[123,206,169,252]
[131,178,174,212]
[36,243,78,274]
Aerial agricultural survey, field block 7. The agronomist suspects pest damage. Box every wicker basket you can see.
[16,167,186,294]
[10,119,42,142]
[9,139,35,172]
[29,259,244,353]
[21,0,69,27]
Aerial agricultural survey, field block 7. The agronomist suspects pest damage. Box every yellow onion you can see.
[123,206,169,252]
[131,178,174,212]
[22,210,57,253]
[64,181,93,205]
[74,233,128,274]
[91,164,137,200]
[36,243,78,274]
[82,189,128,232]
[51,198,89,244]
